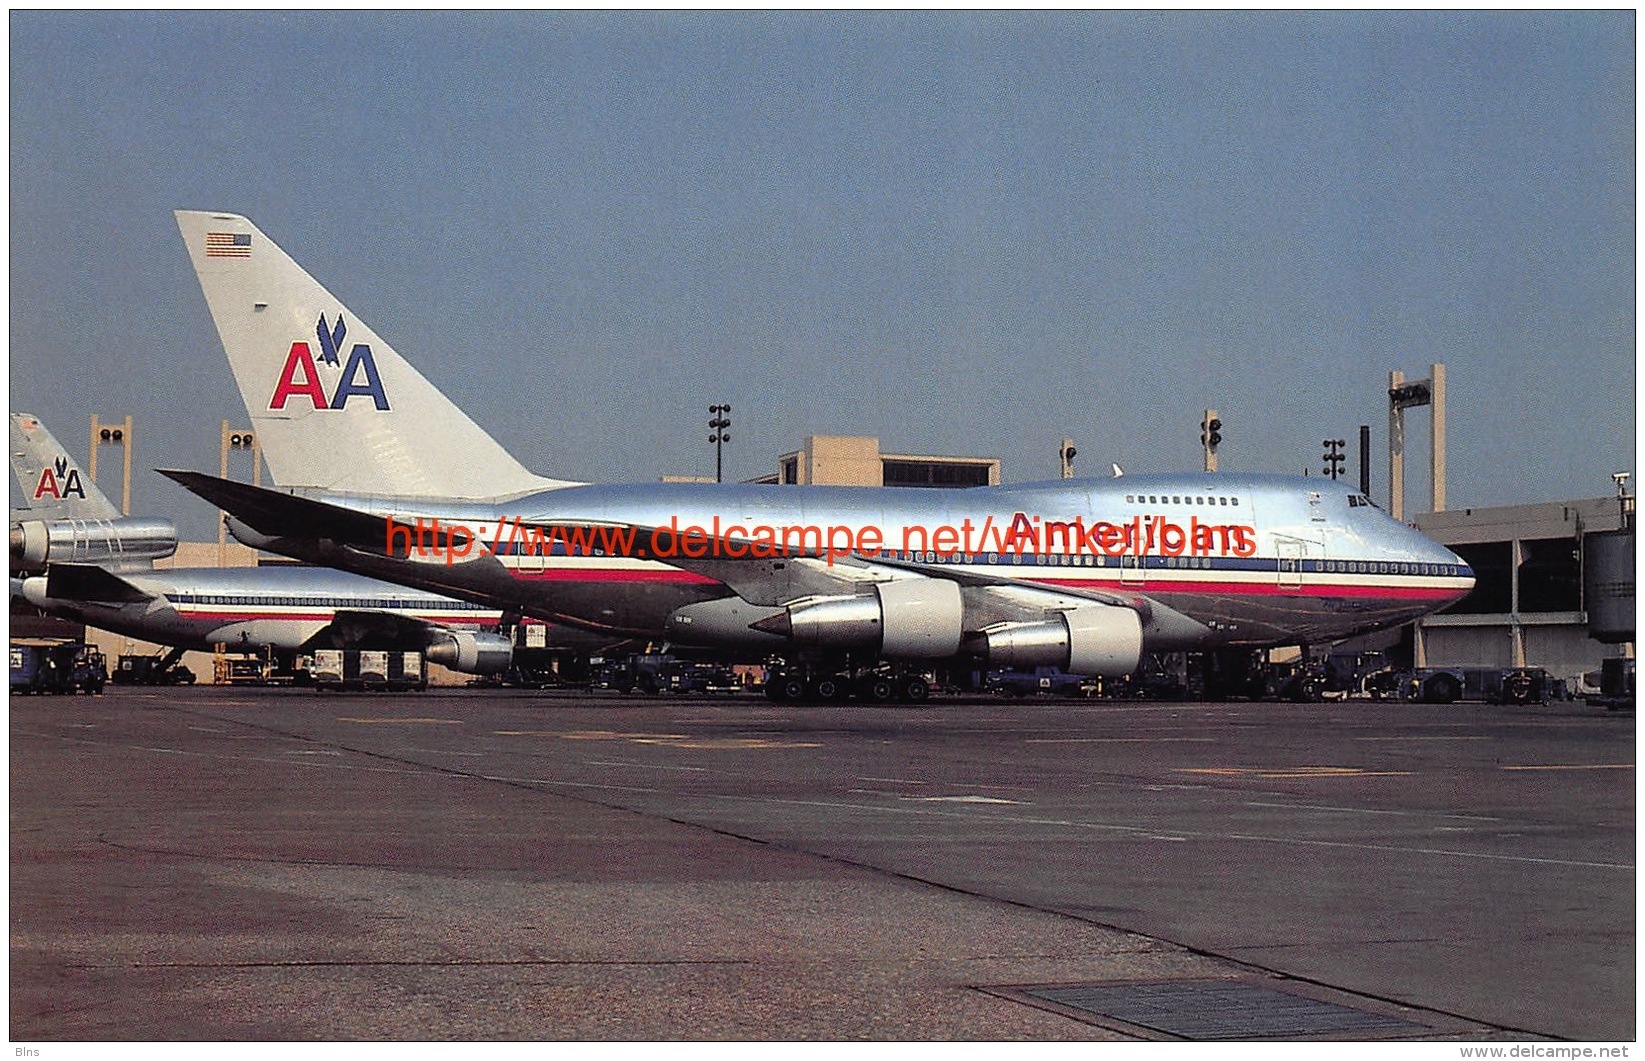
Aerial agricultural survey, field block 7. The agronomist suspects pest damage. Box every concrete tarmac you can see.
[10,686,1632,1041]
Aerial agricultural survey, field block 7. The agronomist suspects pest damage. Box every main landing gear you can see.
[763,662,932,704]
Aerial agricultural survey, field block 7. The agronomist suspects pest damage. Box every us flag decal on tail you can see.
[205,232,252,257]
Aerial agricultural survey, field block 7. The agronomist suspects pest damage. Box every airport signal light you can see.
[89,414,133,516]
[1200,410,1222,473]
[709,404,731,483]
[1322,438,1346,480]
[219,421,263,558]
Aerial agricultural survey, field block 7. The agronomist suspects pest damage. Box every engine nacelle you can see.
[664,597,790,649]
[972,604,1142,676]
[751,579,964,659]
[425,630,514,675]
[9,517,177,571]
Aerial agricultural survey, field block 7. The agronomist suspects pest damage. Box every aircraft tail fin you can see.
[174,211,579,499]
[9,413,122,520]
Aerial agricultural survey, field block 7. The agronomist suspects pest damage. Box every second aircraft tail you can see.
[175,210,579,499]
[10,412,122,520]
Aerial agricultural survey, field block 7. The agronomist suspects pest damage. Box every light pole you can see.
[1322,438,1346,480]
[218,421,260,559]
[88,414,132,515]
[1388,363,1446,519]
[1199,410,1222,473]
[708,404,731,483]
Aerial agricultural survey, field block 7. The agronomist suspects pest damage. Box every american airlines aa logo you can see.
[34,457,85,501]
[269,314,391,411]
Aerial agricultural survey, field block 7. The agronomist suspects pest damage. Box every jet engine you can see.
[749,579,964,659]
[425,630,514,675]
[969,604,1142,676]
[9,517,177,571]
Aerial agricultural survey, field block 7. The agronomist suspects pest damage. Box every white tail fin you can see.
[9,412,121,520]
[175,211,578,499]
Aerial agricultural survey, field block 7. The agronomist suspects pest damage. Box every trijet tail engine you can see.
[10,517,177,572]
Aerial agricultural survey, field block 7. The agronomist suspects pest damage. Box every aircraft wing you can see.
[303,608,450,651]
[868,553,1153,615]
[508,518,1183,632]
[505,517,1222,647]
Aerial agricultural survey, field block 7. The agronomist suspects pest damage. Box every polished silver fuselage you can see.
[18,565,503,653]
[236,472,1473,652]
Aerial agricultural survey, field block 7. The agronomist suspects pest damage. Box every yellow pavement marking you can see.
[662,738,822,750]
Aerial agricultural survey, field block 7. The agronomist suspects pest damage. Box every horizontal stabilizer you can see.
[45,563,153,604]
[159,470,395,550]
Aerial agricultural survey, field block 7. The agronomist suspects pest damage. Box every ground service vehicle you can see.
[1392,666,1555,705]
[312,648,427,692]
[987,667,1092,698]
[10,640,107,694]
[113,648,197,686]
[599,653,739,695]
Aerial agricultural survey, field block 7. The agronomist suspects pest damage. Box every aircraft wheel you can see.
[1501,672,1535,704]
[860,676,896,702]
[900,676,930,702]
[1423,674,1461,705]
[812,676,845,701]
[779,677,809,702]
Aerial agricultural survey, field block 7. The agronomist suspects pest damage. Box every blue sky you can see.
[10,10,1635,538]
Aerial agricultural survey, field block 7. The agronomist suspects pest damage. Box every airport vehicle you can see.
[112,648,197,686]
[8,413,526,679]
[1387,666,1556,705]
[596,652,741,695]
[311,648,427,692]
[1585,658,1634,711]
[214,646,297,686]
[167,211,1476,700]
[10,639,106,695]
[987,666,1093,698]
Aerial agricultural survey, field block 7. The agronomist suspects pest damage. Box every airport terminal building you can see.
[1413,494,1634,692]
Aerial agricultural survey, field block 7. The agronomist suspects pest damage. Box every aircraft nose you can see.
[1415,532,1474,604]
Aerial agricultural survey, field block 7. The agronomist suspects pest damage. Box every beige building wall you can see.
[777,435,1000,487]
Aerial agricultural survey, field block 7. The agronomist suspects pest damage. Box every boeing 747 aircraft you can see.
[166,211,1474,700]
[10,412,525,676]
